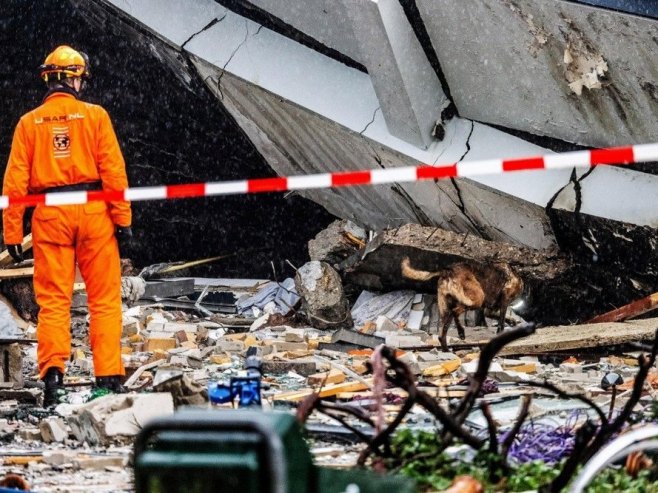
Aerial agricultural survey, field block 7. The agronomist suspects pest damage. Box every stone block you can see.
[122,316,141,337]
[262,359,317,376]
[0,388,39,405]
[331,328,384,349]
[560,363,583,374]
[39,417,68,443]
[214,339,245,353]
[42,450,76,466]
[147,331,174,339]
[18,427,41,441]
[145,338,177,352]
[147,322,198,333]
[263,341,308,352]
[74,455,128,470]
[68,393,174,446]
[153,373,207,408]
[384,334,425,348]
[284,328,306,342]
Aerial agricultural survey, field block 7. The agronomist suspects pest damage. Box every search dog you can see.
[401,257,523,351]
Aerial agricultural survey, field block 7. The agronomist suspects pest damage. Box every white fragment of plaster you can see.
[563,44,608,96]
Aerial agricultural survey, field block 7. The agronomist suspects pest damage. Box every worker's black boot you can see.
[42,367,63,408]
[95,375,126,394]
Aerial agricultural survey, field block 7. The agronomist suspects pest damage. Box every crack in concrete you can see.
[448,177,488,238]
[359,107,380,135]
[432,118,458,165]
[390,184,433,224]
[216,19,251,100]
[363,138,383,167]
[456,120,475,163]
[436,120,486,237]
[181,13,227,49]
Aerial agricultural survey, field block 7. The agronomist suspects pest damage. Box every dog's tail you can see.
[401,257,445,281]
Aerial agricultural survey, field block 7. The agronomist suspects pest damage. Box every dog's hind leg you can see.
[452,306,467,340]
[437,288,451,351]
[496,303,509,334]
[439,313,452,351]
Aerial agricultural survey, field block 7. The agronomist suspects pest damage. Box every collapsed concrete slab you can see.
[308,219,367,267]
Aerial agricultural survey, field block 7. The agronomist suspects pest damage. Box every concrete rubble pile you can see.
[0,221,656,491]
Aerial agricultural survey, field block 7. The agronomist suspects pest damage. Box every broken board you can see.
[500,317,658,355]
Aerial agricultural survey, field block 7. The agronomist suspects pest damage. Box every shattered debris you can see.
[0,221,657,491]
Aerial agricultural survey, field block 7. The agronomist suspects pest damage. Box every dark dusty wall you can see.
[0,0,335,279]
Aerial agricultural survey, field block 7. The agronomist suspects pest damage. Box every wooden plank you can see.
[586,292,658,324]
[421,358,462,377]
[3,455,42,465]
[273,378,374,402]
[0,234,32,267]
[0,267,34,280]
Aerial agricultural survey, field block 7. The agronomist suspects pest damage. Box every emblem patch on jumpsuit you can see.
[52,126,71,158]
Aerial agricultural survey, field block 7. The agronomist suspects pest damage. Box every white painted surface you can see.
[104,0,227,47]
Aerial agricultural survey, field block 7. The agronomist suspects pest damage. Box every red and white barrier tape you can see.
[2,143,657,209]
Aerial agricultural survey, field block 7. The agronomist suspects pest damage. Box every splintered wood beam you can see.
[586,292,658,324]
[0,234,33,267]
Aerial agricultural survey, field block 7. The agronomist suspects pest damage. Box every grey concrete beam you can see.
[342,0,448,149]
[416,0,658,147]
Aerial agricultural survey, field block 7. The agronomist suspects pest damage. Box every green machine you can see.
[134,409,416,493]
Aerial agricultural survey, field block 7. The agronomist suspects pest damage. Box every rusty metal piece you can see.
[625,450,653,478]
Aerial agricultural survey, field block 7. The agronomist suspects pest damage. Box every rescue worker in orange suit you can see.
[2,45,132,407]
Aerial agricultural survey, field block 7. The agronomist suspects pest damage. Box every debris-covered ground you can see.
[1,220,658,492]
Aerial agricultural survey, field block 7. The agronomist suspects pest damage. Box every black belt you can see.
[40,181,102,194]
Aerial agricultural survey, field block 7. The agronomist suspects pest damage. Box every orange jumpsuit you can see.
[2,91,131,379]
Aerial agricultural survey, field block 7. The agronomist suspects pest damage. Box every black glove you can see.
[115,226,133,251]
[6,244,23,263]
